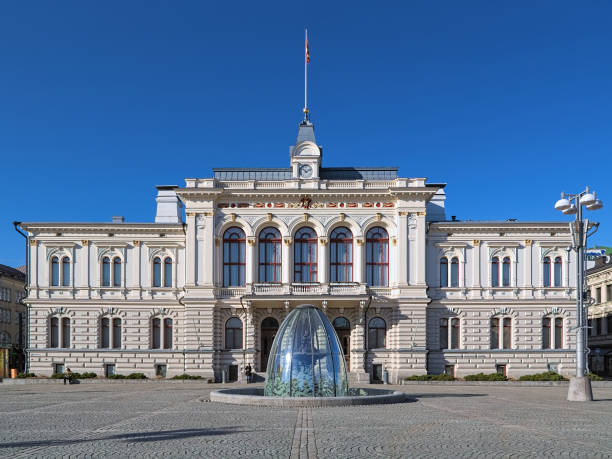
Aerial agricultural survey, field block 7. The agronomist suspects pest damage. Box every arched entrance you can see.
[333,317,351,370]
[260,317,279,372]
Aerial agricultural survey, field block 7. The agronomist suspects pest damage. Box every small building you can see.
[0,264,27,376]
[587,256,612,377]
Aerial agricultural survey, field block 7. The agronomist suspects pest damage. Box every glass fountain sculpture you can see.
[264,304,349,397]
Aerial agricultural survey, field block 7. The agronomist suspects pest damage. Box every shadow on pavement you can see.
[410,393,487,399]
[1,427,245,449]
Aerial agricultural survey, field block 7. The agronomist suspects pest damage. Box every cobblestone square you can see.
[1,382,611,458]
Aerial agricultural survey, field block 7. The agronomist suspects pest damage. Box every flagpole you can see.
[304,28,308,121]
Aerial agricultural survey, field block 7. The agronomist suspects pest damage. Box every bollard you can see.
[383,369,389,385]
[10,368,17,379]
[221,369,227,384]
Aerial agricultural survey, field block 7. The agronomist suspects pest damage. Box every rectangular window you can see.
[607,285,612,303]
[101,318,110,348]
[105,364,115,377]
[496,364,506,376]
[596,287,602,304]
[112,318,121,349]
[502,258,510,287]
[62,318,70,348]
[155,364,167,378]
[450,258,459,287]
[607,315,612,335]
[490,318,499,349]
[596,317,602,335]
[502,318,511,349]
[588,318,593,336]
[113,260,121,287]
[164,260,172,287]
[542,317,551,349]
[371,364,383,382]
[152,318,161,349]
[163,318,173,349]
[450,318,460,349]
[62,259,70,286]
[553,258,562,287]
[50,317,59,348]
[554,318,563,349]
[54,363,64,374]
[439,318,448,349]
[444,365,455,377]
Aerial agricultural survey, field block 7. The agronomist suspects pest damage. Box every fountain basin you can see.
[209,387,407,407]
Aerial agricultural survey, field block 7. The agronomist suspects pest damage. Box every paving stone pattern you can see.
[1,382,612,458]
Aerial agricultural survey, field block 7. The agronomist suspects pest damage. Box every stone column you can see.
[282,238,292,284]
[246,238,256,285]
[200,212,215,287]
[354,238,364,283]
[415,212,426,285]
[397,212,409,286]
[472,240,481,288]
[185,213,196,286]
[319,237,328,284]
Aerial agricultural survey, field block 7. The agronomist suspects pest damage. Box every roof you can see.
[0,264,26,281]
[213,167,398,181]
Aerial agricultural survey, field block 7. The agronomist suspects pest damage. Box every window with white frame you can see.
[100,317,122,349]
[102,256,123,287]
[49,316,70,348]
[440,256,459,287]
[542,316,563,349]
[152,256,173,288]
[151,317,173,349]
[543,256,562,287]
[490,316,512,349]
[51,255,71,287]
[491,256,511,287]
[440,317,460,349]
[0,287,11,302]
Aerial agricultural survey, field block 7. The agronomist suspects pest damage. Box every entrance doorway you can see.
[333,317,351,370]
[260,317,279,372]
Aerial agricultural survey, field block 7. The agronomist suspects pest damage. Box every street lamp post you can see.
[554,187,603,402]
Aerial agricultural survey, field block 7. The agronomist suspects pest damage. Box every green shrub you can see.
[519,371,567,381]
[464,372,508,381]
[107,374,126,379]
[172,374,203,380]
[404,374,455,381]
[17,372,36,378]
[586,372,603,381]
[78,372,98,379]
[51,373,65,379]
[126,373,147,379]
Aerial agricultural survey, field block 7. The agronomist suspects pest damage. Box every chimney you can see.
[155,185,183,224]
[112,216,125,223]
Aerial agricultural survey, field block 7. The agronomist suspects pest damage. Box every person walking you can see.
[245,363,252,384]
[63,368,73,385]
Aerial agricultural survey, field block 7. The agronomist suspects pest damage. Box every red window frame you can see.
[366,227,389,287]
[259,227,282,283]
[294,227,318,283]
[330,227,353,282]
[223,227,246,287]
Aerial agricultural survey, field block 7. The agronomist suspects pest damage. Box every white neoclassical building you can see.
[20,117,578,382]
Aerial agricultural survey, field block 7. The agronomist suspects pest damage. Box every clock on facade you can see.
[299,164,313,178]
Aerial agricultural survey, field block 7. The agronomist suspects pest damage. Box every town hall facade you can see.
[20,118,578,382]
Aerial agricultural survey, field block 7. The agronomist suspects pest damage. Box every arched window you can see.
[490,317,511,350]
[554,257,562,287]
[102,257,111,286]
[223,227,246,287]
[450,257,459,287]
[555,317,563,348]
[102,317,121,349]
[259,227,282,283]
[330,227,353,282]
[440,257,448,287]
[333,317,350,330]
[164,258,172,287]
[543,257,551,287]
[225,317,243,349]
[368,317,386,349]
[440,317,460,349]
[542,317,551,349]
[502,257,511,287]
[51,257,60,286]
[366,227,389,287]
[113,258,122,287]
[61,257,70,286]
[153,257,162,287]
[48,316,70,348]
[491,257,499,287]
[294,227,318,283]
[101,317,110,348]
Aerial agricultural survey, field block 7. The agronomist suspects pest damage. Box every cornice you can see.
[21,223,184,235]
[430,222,571,234]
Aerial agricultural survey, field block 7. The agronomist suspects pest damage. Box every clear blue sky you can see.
[1,1,611,267]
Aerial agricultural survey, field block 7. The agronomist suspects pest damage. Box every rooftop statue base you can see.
[567,376,593,402]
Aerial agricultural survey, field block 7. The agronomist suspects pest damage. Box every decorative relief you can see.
[319,237,328,246]
[29,239,37,246]
[314,215,334,227]
[525,240,533,246]
[133,240,141,247]
[353,215,368,226]
[186,211,196,217]
[417,211,426,216]
[242,215,259,226]
[81,240,89,246]
[355,238,364,246]
[408,215,417,229]
[247,237,256,246]
[284,237,293,246]
[472,240,480,246]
